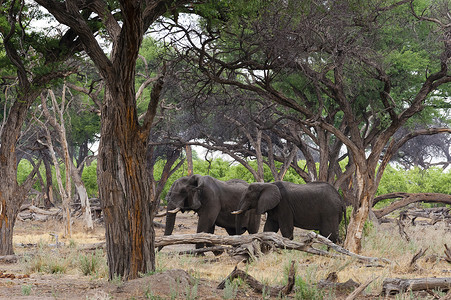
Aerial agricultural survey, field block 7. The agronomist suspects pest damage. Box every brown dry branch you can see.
[217,260,296,297]
[409,248,428,272]
[397,211,411,241]
[445,244,451,264]
[382,277,451,295]
[373,193,451,219]
[0,255,18,263]
[155,232,391,264]
[345,277,377,300]
[440,290,451,300]
[317,272,360,292]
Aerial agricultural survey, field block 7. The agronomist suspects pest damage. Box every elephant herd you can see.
[161,174,346,250]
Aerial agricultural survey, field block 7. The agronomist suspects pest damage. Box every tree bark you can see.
[98,86,156,280]
[382,277,451,295]
[185,145,194,176]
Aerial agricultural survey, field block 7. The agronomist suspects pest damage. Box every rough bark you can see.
[185,145,194,176]
[382,277,451,295]
[155,232,390,264]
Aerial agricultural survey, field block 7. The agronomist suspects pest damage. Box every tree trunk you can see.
[71,160,93,231]
[186,145,194,176]
[43,157,55,208]
[0,93,40,255]
[344,166,373,253]
[98,88,155,280]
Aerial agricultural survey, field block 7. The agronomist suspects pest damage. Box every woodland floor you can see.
[0,209,450,299]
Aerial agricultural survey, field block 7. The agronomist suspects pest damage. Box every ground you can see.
[0,210,450,299]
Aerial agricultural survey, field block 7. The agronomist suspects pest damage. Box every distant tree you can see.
[0,0,82,255]
[166,0,451,253]
[392,120,451,170]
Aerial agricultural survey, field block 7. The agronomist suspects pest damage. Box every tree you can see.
[0,0,82,255]
[33,0,203,279]
[167,0,451,253]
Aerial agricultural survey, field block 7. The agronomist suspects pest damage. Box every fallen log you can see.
[155,232,390,264]
[27,205,61,216]
[382,277,451,295]
[0,255,18,264]
[373,193,451,219]
[217,260,296,297]
[317,272,360,292]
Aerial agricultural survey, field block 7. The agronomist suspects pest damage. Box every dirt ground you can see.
[0,211,450,299]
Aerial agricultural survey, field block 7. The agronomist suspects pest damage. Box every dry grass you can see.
[5,212,451,299]
[155,217,451,297]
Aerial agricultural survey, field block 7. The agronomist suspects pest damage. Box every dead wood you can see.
[397,211,410,241]
[176,246,230,256]
[373,193,451,219]
[445,244,451,264]
[345,277,377,300]
[27,205,61,215]
[317,272,360,292]
[217,260,296,297]
[440,290,451,300]
[0,255,18,263]
[155,232,391,264]
[409,248,428,272]
[382,277,451,295]
[79,242,106,251]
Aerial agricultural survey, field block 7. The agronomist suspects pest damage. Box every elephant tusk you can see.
[168,207,181,214]
[231,210,243,215]
[155,211,167,217]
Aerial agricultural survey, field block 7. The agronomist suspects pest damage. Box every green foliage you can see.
[375,165,451,208]
[81,161,99,197]
[78,249,105,276]
[294,276,324,300]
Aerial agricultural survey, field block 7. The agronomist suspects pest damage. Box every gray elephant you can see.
[232,181,345,243]
[162,174,261,249]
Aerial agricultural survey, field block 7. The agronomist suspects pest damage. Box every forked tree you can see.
[33,0,200,279]
[167,0,451,253]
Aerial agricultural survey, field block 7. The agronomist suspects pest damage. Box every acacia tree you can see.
[33,0,205,279]
[169,0,451,253]
[0,0,82,255]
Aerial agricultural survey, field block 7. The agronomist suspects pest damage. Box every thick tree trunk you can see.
[98,88,155,280]
[0,185,19,255]
[344,166,374,253]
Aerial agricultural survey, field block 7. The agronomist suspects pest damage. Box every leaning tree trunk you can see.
[98,87,155,280]
[344,165,377,253]
[0,94,40,255]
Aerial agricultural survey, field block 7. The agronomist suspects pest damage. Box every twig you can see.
[345,277,377,300]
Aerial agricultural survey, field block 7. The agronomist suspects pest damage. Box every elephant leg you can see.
[225,227,237,235]
[321,225,339,243]
[279,214,294,240]
[263,217,279,233]
[247,215,261,234]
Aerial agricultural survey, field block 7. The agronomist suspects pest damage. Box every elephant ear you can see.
[187,174,203,210]
[257,184,281,214]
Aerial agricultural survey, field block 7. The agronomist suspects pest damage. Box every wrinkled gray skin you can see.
[233,181,345,243]
[162,174,261,250]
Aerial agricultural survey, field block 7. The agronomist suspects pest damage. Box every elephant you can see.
[161,174,261,250]
[232,181,346,243]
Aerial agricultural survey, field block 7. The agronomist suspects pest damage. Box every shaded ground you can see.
[0,211,450,299]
